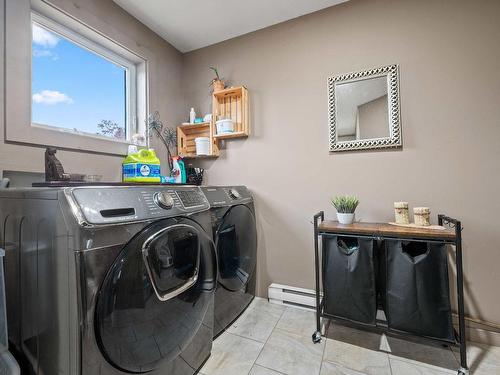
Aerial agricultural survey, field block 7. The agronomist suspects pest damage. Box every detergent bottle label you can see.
[139,165,151,176]
[123,163,160,179]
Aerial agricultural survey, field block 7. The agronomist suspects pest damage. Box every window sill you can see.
[31,123,141,147]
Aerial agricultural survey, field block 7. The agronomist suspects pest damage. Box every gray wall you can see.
[1,0,184,180]
[181,0,500,329]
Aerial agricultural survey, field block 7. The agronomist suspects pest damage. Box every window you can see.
[5,0,148,155]
[31,13,141,142]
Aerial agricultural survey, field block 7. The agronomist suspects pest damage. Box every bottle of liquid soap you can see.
[171,156,186,184]
[189,108,196,124]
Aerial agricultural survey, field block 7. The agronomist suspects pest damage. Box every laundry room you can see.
[1,0,500,374]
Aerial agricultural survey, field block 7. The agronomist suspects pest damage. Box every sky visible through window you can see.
[31,23,126,140]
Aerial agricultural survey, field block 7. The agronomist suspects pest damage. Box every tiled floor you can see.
[200,298,500,375]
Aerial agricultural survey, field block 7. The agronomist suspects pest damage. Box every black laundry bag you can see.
[383,240,455,342]
[323,235,377,325]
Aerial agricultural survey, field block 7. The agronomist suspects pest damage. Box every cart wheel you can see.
[457,368,469,375]
[312,331,322,344]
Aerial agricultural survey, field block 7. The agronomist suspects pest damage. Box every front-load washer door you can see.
[216,205,257,292]
[95,217,216,373]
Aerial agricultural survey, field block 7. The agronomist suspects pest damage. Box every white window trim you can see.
[4,0,148,156]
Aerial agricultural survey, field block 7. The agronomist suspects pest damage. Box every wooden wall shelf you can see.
[177,85,249,160]
[212,86,249,139]
[213,131,248,140]
[177,122,219,159]
[181,154,218,160]
[178,122,210,129]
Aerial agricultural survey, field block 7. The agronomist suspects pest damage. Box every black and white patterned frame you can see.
[328,64,402,152]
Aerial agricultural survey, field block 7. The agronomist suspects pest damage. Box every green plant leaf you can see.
[331,195,359,213]
[209,66,220,80]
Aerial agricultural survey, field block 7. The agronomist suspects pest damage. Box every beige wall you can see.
[182,0,500,327]
[0,0,184,179]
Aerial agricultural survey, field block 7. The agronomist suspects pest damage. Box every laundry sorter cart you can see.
[311,212,468,375]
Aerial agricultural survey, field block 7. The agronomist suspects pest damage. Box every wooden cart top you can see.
[318,220,456,241]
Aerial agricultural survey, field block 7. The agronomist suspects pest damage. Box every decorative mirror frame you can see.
[328,64,402,152]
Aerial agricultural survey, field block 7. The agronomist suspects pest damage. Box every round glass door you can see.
[216,205,257,292]
[95,218,215,373]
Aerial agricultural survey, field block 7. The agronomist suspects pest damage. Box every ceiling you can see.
[113,0,349,53]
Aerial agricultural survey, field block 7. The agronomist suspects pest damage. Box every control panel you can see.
[70,186,209,225]
[200,186,252,207]
[176,189,207,208]
[227,188,241,200]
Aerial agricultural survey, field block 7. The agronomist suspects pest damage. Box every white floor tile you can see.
[452,342,500,374]
[227,299,285,342]
[323,338,391,375]
[389,357,456,375]
[320,361,368,374]
[202,299,500,375]
[384,336,458,370]
[200,332,264,375]
[276,307,317,337]
[326,323,386,352]
[256,328,325,375]
[249,364,286,375]
[249,297,283,311]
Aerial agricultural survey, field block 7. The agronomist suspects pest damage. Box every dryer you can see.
[200,186,257,337]
[0,185,216,375]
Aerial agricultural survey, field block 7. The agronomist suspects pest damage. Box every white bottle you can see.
[189,108,196,124]
[127,145,138,155]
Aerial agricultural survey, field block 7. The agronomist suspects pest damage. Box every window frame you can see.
[4,0,148,156]
[31,12,138,142]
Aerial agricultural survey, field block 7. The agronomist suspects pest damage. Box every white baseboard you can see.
[268,283,319,311]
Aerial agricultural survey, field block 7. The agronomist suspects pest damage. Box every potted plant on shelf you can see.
[209,66,225,92]
[331,195,359,225]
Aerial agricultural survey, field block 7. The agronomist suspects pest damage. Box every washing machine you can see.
[0,184,216,375]
[200,186,257,337]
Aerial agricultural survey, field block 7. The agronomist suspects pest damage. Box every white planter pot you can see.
[337,213,355,225]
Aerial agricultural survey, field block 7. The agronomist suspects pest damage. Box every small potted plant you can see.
[209,66,225,92]
[331,195,359,225]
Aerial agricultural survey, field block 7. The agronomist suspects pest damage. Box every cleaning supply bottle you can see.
[171,156,187,184]
[122,148,161,182]
[178,158,187,183]
[189,108,196,124]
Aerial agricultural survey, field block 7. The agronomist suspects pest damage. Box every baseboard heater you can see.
[268,283,322,310]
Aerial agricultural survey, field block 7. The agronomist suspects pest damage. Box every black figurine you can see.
[45,148,70,181]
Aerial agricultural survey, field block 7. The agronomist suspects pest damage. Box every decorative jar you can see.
[414,207,431,226]
[394,201,409,224]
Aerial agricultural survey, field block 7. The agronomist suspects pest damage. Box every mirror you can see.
[328,65,402,152]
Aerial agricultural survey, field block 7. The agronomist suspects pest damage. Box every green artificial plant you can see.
[331,195,359,213]
[209,66,220,80]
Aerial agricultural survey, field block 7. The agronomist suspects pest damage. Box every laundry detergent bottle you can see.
[171,156,186,184]
[122,148,161,182]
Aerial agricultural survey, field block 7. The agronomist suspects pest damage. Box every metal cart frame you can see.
[312,212,468,375]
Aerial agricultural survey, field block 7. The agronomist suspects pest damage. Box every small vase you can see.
[337,212,355,225]
[212,79,225,92]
